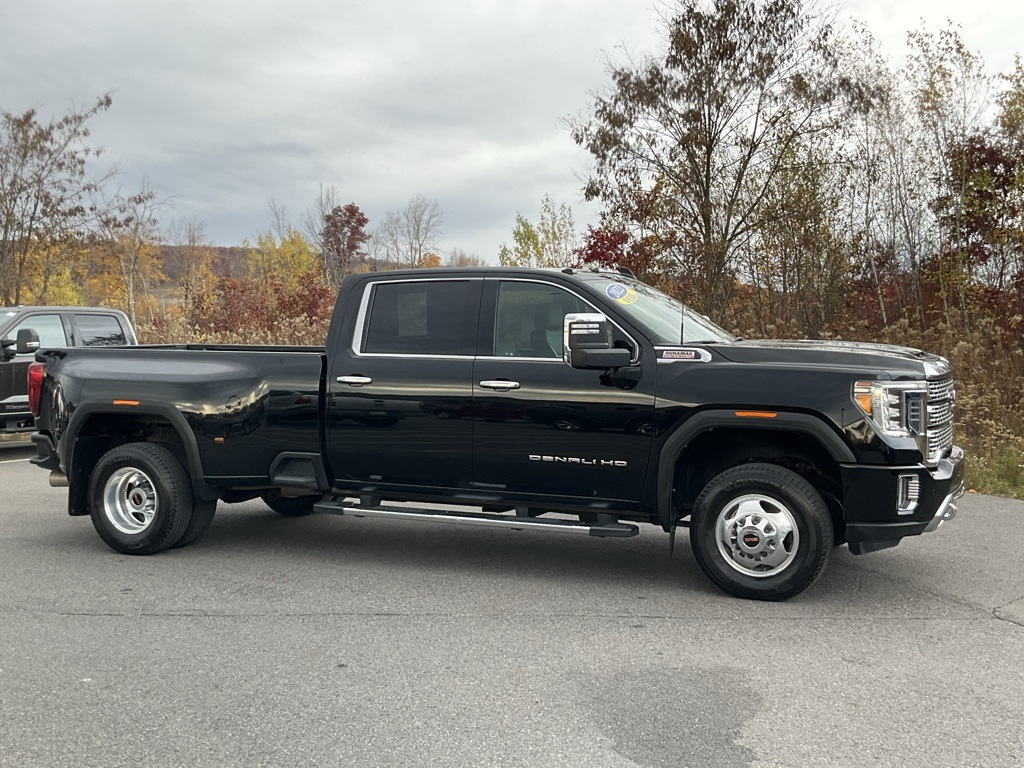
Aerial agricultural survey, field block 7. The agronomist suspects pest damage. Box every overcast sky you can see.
[2,1,1022,262]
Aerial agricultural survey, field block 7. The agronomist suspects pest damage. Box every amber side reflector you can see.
[735,410,777,419]
[112,399,140,406]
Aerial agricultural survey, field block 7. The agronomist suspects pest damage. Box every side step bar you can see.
[313,498,639,538]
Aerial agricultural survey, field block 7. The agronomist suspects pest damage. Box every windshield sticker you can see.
[605,284,638,305]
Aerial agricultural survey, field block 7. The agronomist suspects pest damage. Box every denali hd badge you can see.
[529,455,627,467]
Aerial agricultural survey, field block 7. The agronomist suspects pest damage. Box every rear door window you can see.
[73,313,128,346]
[362,280,475,356]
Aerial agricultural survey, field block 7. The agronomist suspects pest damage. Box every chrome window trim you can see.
[351,277,483,359]
[489,277,641,365]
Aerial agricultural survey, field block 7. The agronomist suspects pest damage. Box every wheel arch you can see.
[63,402,215,516]
[656,410,853,532]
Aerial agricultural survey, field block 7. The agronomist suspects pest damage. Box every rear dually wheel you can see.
[88,442,195,555]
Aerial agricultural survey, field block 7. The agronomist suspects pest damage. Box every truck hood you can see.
[709,339,951,379]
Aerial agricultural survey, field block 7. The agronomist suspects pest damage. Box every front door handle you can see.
[337,375,373,386]
[479,379,520,391]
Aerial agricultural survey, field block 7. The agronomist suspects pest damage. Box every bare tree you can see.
[301,183,343,278]
[99,180,170,327]
[907,23,992,327]
[445,247,485,267]
[165,214,214,315]
[266,197,290,241]
[377,194,444,268]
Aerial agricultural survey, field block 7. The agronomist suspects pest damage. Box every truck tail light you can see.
[27,362,44,417]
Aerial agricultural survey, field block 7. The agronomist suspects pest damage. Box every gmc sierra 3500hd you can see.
[27,267,964,600]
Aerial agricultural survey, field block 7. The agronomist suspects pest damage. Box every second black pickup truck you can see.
[27,267,964,600]
[1,305,136,433]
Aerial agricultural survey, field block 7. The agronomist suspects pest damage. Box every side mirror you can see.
[17,328,41,355]
[0,338,14,362]
[563,312,632,370]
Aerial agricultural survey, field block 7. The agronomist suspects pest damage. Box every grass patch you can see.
[964,449,1024,500]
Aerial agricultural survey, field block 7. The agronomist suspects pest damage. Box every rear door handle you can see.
[337,375,373,386]
[479,380,520,391]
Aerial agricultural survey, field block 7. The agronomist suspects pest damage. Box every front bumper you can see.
[841,445,965,555]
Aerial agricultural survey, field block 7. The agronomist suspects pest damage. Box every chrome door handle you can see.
[337,375,373,386]
[479,380,520,391]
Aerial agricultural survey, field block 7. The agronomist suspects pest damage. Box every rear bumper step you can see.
[313,499,639,538]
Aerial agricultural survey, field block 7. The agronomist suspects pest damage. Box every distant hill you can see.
[152,245,249,281]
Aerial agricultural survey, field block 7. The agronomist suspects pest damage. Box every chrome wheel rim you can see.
[103,467,158,535]
[715,494,800,578]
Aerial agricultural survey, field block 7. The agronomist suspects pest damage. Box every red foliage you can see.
[189,270,336,333]
[573,223,664,282]
[323,203,370,280]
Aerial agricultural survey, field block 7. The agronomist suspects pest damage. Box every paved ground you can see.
[1,440,1022,767]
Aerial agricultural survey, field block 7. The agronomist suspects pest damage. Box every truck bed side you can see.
[39,344,326,491]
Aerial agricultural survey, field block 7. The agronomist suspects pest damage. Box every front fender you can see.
[654,409,856,531]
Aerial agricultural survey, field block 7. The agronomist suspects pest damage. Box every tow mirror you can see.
[17,328,41,355]
[0,338,14,362]
[563,313,631,370]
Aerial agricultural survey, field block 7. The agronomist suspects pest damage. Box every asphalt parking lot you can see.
[1,440,1022,768]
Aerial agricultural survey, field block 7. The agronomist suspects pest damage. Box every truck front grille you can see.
[926,377,955,462]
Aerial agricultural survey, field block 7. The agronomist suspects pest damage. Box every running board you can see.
[313,499,639,538]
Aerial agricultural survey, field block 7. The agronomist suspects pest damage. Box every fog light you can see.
[898,474,920,515]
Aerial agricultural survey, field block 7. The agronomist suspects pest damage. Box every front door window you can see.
[492,281,588,359]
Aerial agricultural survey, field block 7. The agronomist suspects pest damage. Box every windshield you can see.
[575,272,734,345]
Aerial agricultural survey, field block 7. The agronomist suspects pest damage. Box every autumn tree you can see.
[322,203,369,284]
[570,0,862,320]
[737,137,849,335]
[0,94,117,305]
[300,183,343,276]
[497,195,577,267]
[244,225,320,296]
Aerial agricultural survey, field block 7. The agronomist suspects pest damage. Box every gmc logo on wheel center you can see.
[528,455,628,467]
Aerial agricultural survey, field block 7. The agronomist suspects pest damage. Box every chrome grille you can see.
[928,378,954,403]
[925,376,955,462]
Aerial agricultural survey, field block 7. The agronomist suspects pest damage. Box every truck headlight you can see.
[853,381,927,438]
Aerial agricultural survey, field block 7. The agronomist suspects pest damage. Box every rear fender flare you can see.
[62,402,216,502]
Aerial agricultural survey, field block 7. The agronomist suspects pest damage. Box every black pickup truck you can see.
[1,306,136,433]
[27,268,964,600]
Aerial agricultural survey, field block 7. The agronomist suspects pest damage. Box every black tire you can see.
[172,499,217,549]
[689,463,833,601]
[88,442,195,555]
[261,491,319,517]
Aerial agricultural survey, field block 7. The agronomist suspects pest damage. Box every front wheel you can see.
[689,463,833,601]
[89,442,195,555]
